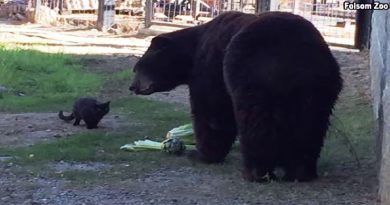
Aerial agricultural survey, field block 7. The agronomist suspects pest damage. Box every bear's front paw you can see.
[187,150,224,164]
[242,168,275,183]
[283,165,318,182]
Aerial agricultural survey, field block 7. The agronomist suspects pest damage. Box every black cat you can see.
[59,98,110,129]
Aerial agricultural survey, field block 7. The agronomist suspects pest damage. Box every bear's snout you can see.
[129,80,154,95]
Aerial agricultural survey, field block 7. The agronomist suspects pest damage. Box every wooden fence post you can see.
[227,0,232,10]
[34,0,41,23]
[355,8,372,50]
[191,0,200,19]
[97,0,115,31]
[255,0,269,13]
[269,0,278,11]
[144,0,153,28]
[292,0,300,13]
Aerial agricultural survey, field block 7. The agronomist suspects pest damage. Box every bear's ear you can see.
[151,36,172,48]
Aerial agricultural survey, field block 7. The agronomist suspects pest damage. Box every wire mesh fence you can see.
[279,0,356,46]
[0,0,144,33]
[146,0,356,46]
[0,0,28,20]
[0,0,357,46]
[149,0,255,25]
[50,0,144,32]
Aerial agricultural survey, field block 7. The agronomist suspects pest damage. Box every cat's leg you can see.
[73,111,82,126]
[73,118,81,126]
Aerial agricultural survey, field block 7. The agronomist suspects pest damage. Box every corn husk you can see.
[120,140,162,152]
[120,138,195,155]
[121,124,196,154]
[166,123,195,145]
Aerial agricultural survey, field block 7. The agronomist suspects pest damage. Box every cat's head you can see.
[95,101,110,115]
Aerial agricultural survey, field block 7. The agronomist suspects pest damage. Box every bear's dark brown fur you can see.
[129,11,342,182]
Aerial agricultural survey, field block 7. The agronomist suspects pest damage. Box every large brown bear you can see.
[129,11,342,182]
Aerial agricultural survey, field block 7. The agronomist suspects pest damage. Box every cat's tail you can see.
[58,111,75,122]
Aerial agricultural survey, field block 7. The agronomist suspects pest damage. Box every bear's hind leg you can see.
[235,100,280,182]
[282,95,334,182]
[282,151,319,182]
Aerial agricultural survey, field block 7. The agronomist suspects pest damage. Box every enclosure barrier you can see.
[0,0,358,47]
[144,0,255,27]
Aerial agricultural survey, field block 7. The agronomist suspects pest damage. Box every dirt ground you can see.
[0,22,379,205]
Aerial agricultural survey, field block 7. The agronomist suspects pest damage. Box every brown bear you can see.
[129,11,342,182]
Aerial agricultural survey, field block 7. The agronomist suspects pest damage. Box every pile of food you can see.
[120,123,195,155]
